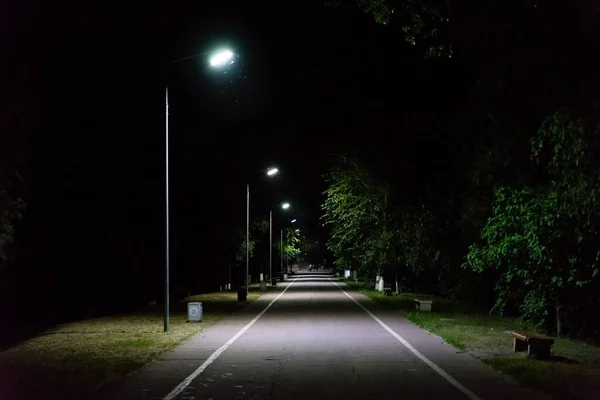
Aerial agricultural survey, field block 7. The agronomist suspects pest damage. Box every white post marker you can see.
[164,281,296,400]
[330,279,482,400]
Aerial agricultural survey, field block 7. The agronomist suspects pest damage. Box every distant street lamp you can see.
[246,167,279,298]
[290,219,297,223]
[164,48,233,332]
[269,202,290,285]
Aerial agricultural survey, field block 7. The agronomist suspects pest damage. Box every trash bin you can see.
[238,286,247,302]
[187,302,202,322]
[260,281,267,291]
[271,278,277,286]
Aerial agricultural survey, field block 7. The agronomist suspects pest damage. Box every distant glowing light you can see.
[290,219,297,223]
[281,203,290,209]
[267,167,279,176]
[209,50,234,67]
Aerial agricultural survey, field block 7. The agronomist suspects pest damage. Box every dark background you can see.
[0,0,417,338]
[2,0,599,345]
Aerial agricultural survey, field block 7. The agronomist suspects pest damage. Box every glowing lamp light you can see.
[281,203,290,210]
[209,50,234,67]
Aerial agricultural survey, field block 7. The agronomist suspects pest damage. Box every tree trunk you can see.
[381,192,389,287]
[556,302,562,336]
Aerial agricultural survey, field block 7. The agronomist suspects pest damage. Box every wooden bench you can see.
[414,299,433,311]
[383,287,393,296]
[511,331,554,359]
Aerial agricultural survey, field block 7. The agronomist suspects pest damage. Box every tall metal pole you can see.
[269,209,273,284]
[280,229,283,276]
[163,50,234,329]
[164,87,170,332]
[246,184,250,297]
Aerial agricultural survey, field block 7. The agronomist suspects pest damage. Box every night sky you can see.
[0,1,412,313]
[2,0,599,325]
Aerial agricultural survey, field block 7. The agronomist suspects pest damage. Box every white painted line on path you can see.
[164,281,295,400]
[330,279,482,400]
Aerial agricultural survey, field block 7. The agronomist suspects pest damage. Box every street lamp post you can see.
[290,219,297,273]
[244,167,279,299]
[269,210,272,283]
[246,183,250,297]
[269,202,290,285]
[165,87,170,333]
[164,49,233,332]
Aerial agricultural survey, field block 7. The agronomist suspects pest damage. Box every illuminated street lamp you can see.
[209,49,234,66]
[279,213,299,278]
[164,48,233,332]
[245,167,279,298]
[270,201,290,285]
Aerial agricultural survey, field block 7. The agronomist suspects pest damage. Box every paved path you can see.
[99,273,550,400]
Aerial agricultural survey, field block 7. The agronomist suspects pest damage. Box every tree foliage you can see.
[356,0,451,56]
[397,205,440,276]
[0,168,25,270]
[276,227,304,260]
[321,155,397,276]
[233,218,269,263]
[322,107,600,337]
[321,153,454,289]
[464,108,600,333]
[339,0,548,60]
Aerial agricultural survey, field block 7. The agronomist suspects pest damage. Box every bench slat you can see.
[511,331,528,341]
[511,331,554,344]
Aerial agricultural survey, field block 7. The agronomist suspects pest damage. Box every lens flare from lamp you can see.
[209,50,234,67]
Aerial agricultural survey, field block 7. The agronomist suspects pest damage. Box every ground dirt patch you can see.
[0,288,263,399]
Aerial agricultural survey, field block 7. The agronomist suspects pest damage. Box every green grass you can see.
[0,289,264,398]
[341,278,600,399]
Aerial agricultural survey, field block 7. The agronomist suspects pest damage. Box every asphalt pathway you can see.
[101,273,550,400]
